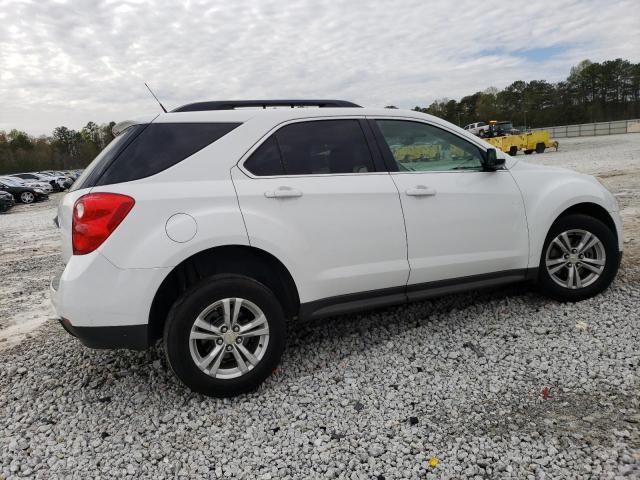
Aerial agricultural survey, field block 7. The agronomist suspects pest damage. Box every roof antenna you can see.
[144,82,167,113]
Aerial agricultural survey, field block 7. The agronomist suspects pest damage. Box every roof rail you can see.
[171,99,361,112]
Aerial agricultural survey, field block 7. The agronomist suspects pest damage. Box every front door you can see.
[371,118,529,288]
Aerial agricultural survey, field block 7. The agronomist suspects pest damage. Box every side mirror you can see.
[483,148,505,171]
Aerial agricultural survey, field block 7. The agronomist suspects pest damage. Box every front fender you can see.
[509,162,620,267]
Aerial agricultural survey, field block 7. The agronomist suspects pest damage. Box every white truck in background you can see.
[463,121,490,136]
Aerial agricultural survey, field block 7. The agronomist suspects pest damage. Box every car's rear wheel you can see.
[20,191,35,204]
[538,214,619,301]
[535,142,546,154]
[524,149,533,155]
[509,146,518,156]
[164,274,286,397]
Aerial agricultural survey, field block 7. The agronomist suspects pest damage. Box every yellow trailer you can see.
[484,134,522,156]
[520,131,559,155]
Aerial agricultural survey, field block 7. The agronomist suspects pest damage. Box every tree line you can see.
[2,58,639,175]
[411,59,640,128]
[0,121,115,175]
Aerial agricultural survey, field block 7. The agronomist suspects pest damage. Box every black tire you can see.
[535,143,546,154]
[509,146,518,156]
[524,149,533,155]
[538,214,619,302]
[20,191,35,204]
[163,274,287,397]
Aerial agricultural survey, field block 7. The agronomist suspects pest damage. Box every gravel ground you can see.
[0,195,61,345]
[1,134,639,479]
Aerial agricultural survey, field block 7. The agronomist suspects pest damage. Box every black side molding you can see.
[59,319,149,350]
[299,268,535,320]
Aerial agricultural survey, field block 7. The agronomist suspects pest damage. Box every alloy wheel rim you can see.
[21,192,34,203]
[545,229,606,290]
[189,298,270,379]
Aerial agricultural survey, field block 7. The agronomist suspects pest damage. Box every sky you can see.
[1,0,639,136]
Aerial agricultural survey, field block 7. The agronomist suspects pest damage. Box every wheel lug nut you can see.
[566,263,572,267]
[225,345,233,351]
[564,254,569,259]
[571,249,577,253]
[236,337,242,344]
[232,326,240,332]
[216,338,223,345]
[579,254,584,259]
[221,327,228,333]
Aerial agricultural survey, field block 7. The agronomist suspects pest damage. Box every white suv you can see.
[51,100,623,397]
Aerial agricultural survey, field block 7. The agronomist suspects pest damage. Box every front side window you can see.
[377,120,484,172]
[244,119,375,176]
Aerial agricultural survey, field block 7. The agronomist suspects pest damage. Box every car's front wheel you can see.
[164,274,286,397]
[538,214,619,301]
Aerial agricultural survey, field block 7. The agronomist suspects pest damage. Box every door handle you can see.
[264,187,303,198]
[405,185,437,197]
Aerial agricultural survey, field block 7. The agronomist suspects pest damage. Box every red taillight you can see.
[72,193,135,255]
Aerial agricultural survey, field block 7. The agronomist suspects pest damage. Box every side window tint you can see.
[276,120,375,175]
[244,137,284,176]
[96,123,240,186]
[376,120,484,172]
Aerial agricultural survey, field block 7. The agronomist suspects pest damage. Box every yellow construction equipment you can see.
[520,130,559,155]
[475,120,558,155]
[485,135,522,156]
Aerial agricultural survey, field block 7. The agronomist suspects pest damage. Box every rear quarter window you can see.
[84,122,240,187]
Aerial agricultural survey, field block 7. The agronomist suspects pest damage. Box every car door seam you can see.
[387,173,412,290]
[507,169,532,269]
[229,166,252,247]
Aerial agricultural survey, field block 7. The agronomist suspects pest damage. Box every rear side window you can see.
[72,124,145,191]
[95,123,240,186]
[243,120,375,176]
[72,123,240,189]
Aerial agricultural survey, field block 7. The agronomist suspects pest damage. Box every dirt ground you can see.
[0,133,639,348]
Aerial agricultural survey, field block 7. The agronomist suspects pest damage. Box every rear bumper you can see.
[50,251,170,350]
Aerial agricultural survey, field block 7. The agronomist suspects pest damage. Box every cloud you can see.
[1,0,639,135]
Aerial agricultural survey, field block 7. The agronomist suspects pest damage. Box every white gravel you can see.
[1,134,639,478]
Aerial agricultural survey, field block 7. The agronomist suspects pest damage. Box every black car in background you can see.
[0,180,48,204]
[0,190,14,212]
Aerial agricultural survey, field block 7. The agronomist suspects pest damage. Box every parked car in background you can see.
[0,180,48,204]
[0,175,53,194]
[38,171,74,189]
[51,99,623,398]
[0,190,14,212]
[463,122,489,136]
[11,172,64,192]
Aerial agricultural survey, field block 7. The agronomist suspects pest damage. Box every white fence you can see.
[531,119,640,138]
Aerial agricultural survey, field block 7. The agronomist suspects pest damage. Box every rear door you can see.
[231,118,409,304]
[370,118,529,289]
